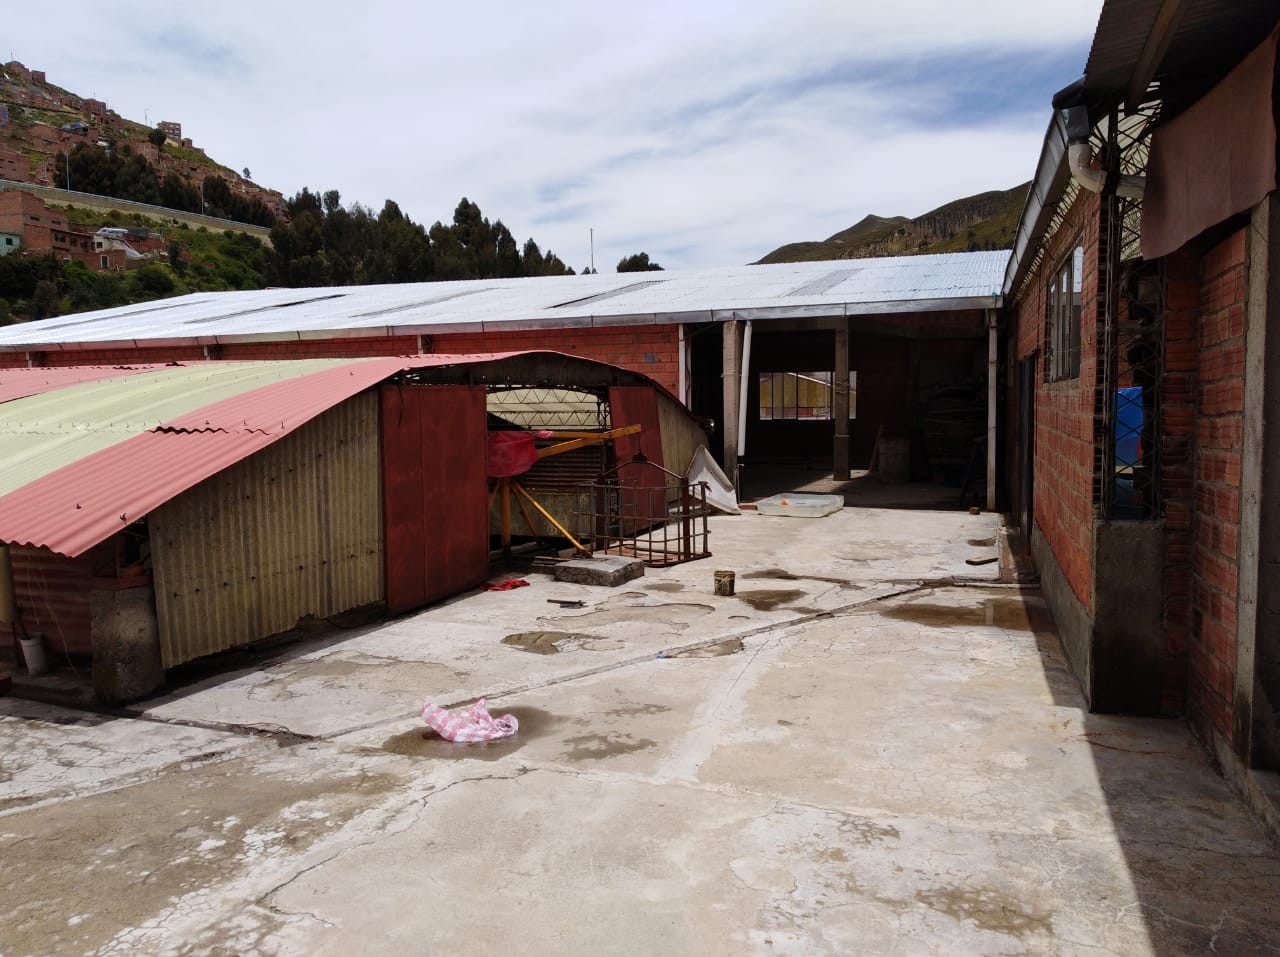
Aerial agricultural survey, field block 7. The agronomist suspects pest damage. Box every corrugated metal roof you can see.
[0,364,167,403]
[0,358,361,497]
[1084,0,1280,112]
[0,351,655,557]
[0,251,1008,352]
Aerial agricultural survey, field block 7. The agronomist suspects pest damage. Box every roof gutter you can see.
[1003,112,1071,299]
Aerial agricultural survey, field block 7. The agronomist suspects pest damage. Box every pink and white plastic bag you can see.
[421,698,519,743]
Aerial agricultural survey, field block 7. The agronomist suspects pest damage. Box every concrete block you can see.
[553,556,645,587]
[91,586,164,705]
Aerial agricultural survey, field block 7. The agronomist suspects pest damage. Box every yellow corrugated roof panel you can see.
[0,358,371,497]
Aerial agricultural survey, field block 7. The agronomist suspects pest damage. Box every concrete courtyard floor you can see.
[2,507,1279,955]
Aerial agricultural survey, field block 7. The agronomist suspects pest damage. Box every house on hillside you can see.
[0,353,706,703]
[0,148,27,182]
[1003,0,1280,809]
[0,252,1007,507]
[0,192,134,270]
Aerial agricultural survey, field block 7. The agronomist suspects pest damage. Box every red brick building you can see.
[0,148,27,182]
[1004,0,1280,820]
[0,191,138,269]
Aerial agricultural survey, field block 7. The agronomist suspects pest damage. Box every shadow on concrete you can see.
[741,463,965,510]
[1023,605,1280,951]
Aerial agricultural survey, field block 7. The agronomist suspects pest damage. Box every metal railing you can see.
[574,457,711,567]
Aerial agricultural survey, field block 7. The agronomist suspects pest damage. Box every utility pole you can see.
[589,227,594,274]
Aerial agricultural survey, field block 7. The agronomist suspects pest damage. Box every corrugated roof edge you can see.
[0,350,685,556]
[0,292,1005,354]
[0,364,170,403]
[1003,112,1072,298]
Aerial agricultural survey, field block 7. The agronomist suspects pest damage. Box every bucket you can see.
[19,633,49,676]
[713,570,736,596]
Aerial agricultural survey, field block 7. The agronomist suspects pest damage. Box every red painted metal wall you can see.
[381,384,489,615]
[608,385,667,531]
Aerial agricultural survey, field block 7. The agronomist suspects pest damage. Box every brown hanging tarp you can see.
[1141,28,1279,261]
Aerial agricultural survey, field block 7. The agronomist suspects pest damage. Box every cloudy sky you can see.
[9,1,1102,271]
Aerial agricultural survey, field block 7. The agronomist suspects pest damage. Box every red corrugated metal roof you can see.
[0,352,583,557]
[157,353,512,434]
[0,365,167,404]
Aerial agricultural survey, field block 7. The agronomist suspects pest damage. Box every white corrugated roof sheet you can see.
[0,250,1008,351]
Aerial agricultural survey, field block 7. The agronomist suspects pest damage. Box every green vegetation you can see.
[269,191,574,286]
[616,252,663,272]
[54,143,276,225]
[0,190,578,323]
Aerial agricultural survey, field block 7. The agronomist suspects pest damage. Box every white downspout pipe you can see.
[1067,142,1146,199]
[1060,103,1145,200]
[736,320,753,459]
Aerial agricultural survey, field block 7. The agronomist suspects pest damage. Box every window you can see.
[758,371,857,420]
[1046,242,1083,380]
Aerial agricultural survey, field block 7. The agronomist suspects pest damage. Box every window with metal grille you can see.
[757,371,856,420]
[1046,242,1083,381]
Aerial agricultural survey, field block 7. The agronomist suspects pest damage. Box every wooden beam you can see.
[1126,0,1188,110]
[534,424,642,459]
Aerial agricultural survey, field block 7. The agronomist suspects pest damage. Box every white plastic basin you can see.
[754,493,844,517]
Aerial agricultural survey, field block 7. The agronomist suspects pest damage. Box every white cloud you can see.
[8,0,1103,269]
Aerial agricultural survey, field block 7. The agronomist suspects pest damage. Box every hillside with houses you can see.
[0,59,285,221]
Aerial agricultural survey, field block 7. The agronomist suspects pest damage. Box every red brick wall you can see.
[431,324,681,394]
[1014,192,1101,608]
[1185,228,1248,742]
[1160,249,1199,716]
[218,335,420,360]
[0,325,683,392]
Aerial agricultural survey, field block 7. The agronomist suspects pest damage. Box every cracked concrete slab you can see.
[1,508,1277,955]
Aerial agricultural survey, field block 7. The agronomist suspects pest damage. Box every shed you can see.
[0,352,706,702]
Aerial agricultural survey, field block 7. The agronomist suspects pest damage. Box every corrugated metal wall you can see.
[657,391,709,477]
[0,543,110,656]
[150,392,383,668]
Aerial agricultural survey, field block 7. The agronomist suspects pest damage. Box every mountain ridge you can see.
[756,183,1029,264]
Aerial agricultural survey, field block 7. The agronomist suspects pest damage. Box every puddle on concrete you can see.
[380,707,552,761]
[744,568,856,587]
[968,537,997,548]
[881,596,1053,632]
[603,703,671,716]
[561,732,657,762]
[915,886,1052,937]
[501,631,604,655]
[560,602,714,629]
[645,582,686,593]
[737,589,807,611]
[665,639,744,658]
